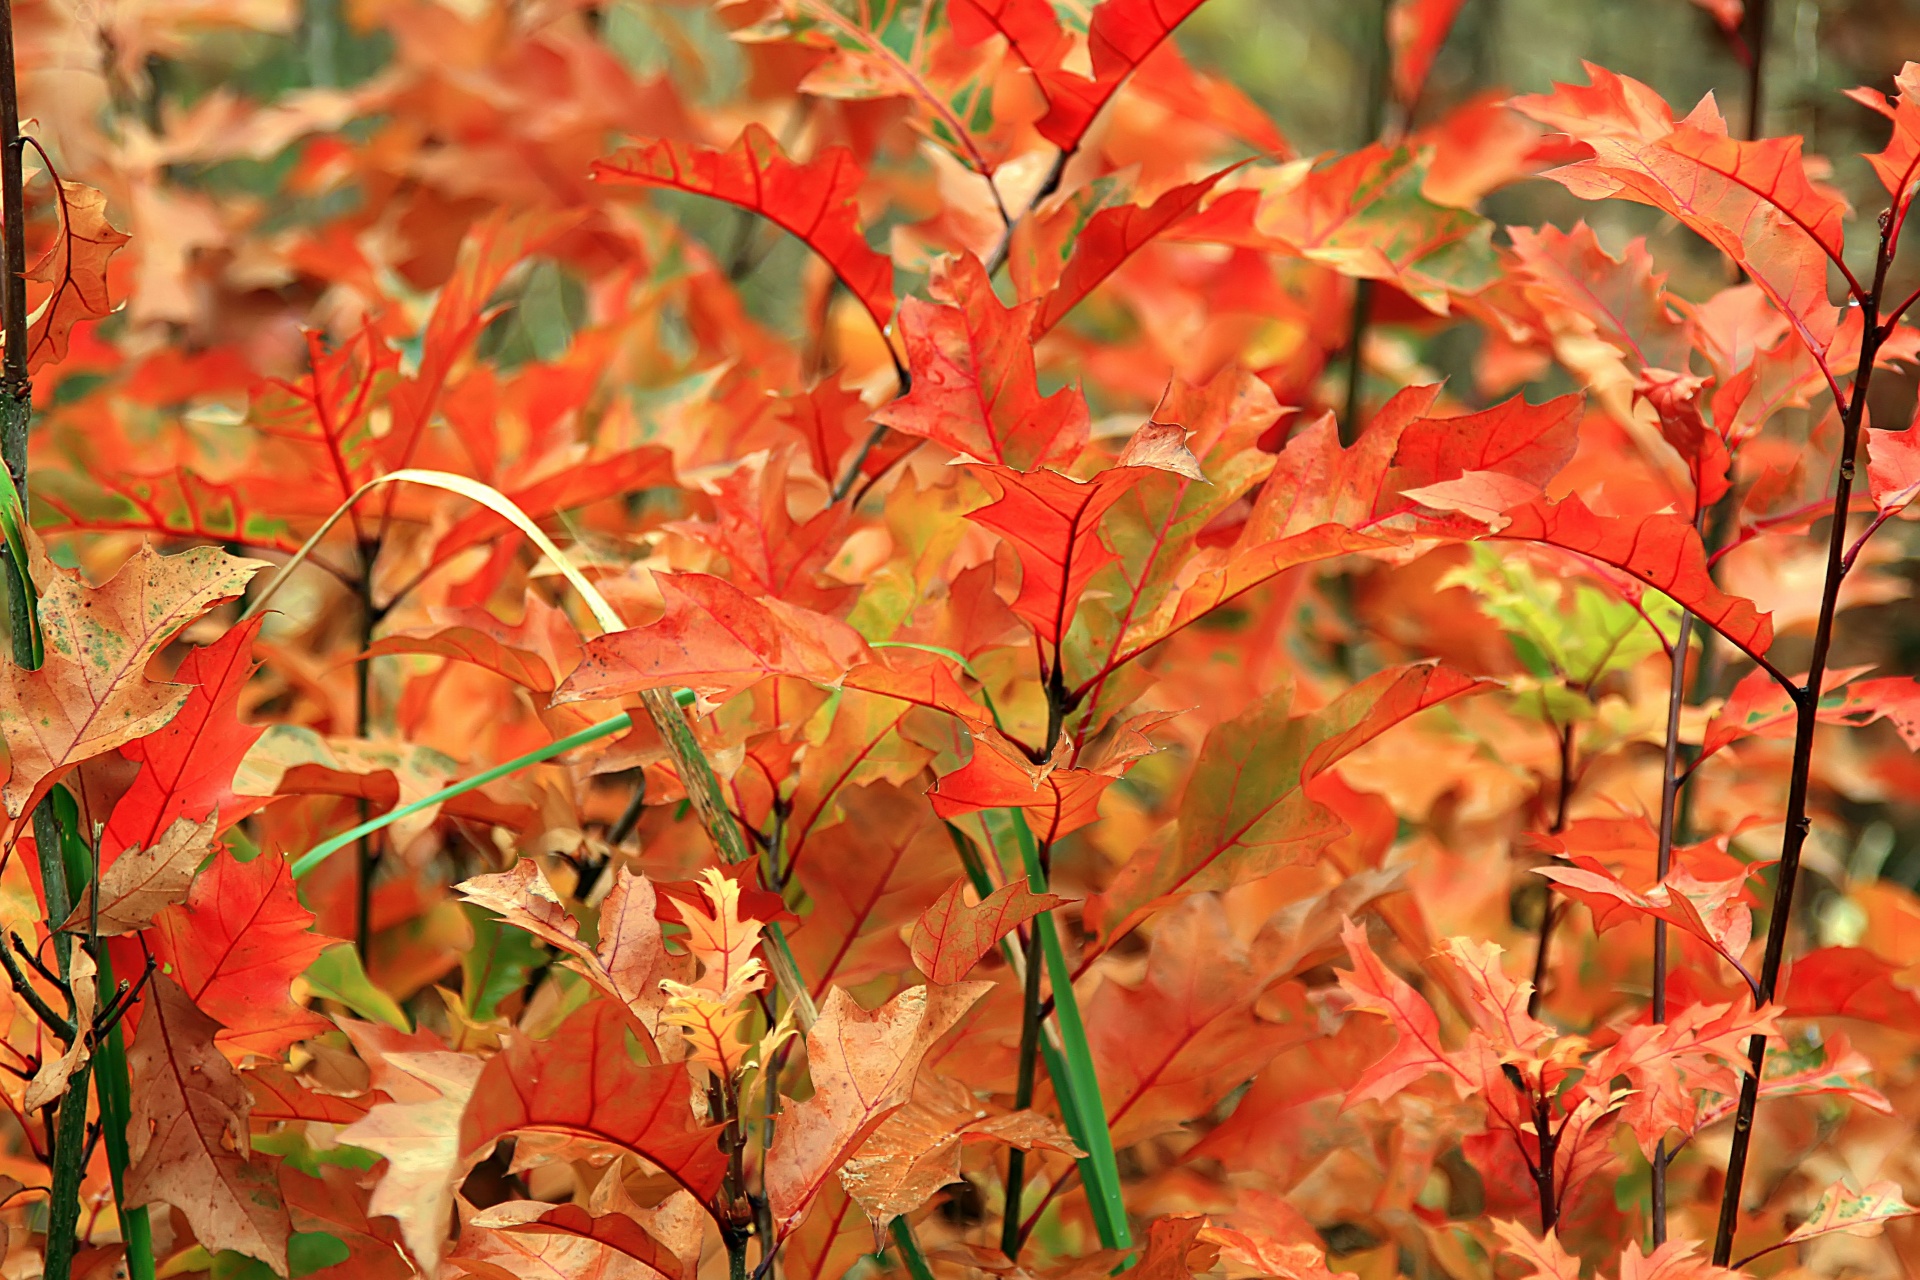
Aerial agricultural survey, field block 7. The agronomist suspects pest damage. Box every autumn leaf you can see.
[1094,665,1492,940]
[1779,1180,1919,1248]
[22,177,132,370]
[460,999,730,1202]
[0,543,263,822]
[1493,1220,1583,1280]
[22,945,95,1110]
[1475,494,1775,665]
[1089,896,1317,1147]
[1197,146,1500,309]
[592,125,895,332]
[909,879,1065,983]
[467,1200,689,1280]
[870,253,1089,471]
[1336,919,1471,1105]
[339,1049,486,1272]
[1537,856,1755,977]
[1514,66,1848,358]
[103,616,269,857]
[1866,423,1920,515]
[1587,1000,1779,1156]
[1388,0,1468,107]
[962,419,1207,649]
[1846,65,1920,216]
[555,572,872,706]
[838,1074,1081,1230]
[1699,664,1920,760]
[148,847,336,1058]
[765,981,989,1237]
[457,861,676,1041]
[929,730,1117,845]
[61,812,213,936]
[1015,0,1209,151]
[126,975,291,1273]
[1033,170,1237,337]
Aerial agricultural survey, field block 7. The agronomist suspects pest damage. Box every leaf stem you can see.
[91,946,155,1280]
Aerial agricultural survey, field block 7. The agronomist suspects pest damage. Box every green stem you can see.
[985,810,1130,1250]
[92,948,155,1280]
[887,1216,936,1280]
[40,1061,91,1280]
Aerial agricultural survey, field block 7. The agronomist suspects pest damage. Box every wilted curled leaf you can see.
[22,946,96,1110]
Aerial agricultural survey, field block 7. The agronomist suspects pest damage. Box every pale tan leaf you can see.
[62,814,215,936]
[1783,1180,1919,1246]
[337,1049,485,1273]
[23,946,97,1110]
[1116,418,1208,482]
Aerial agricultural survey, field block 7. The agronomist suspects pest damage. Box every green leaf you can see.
[1441,544,1673,687]
[462,903,544,1019]
[304,945,410,1031]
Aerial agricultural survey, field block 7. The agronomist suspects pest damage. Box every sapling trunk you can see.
[1711,215,1896,1266]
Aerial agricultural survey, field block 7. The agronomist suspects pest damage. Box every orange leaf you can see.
[871,254,1088,471]
[1515,66,1848,360]
[592,125,894,332]
[555,572,872,706]
[764,981,988,1238]
[149,847,337,1059]
[460,1000,730,1203]
[909,878,1066,983]
[23,178,131,371]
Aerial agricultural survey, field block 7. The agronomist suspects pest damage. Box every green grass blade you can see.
[291,711,634,878]
[982,810,1132,1250]
[93,947,156,1280]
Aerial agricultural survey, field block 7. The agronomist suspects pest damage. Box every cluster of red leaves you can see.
[1,1,1919,1279]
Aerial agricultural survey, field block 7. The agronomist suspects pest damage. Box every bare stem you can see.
[1527,721,1576,1019]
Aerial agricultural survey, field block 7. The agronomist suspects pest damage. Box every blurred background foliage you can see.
[24,0,1920,902]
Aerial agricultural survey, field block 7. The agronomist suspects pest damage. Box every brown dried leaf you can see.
[0,543,263,822]
[22,946,96,1110]
[126,975,290,1272]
